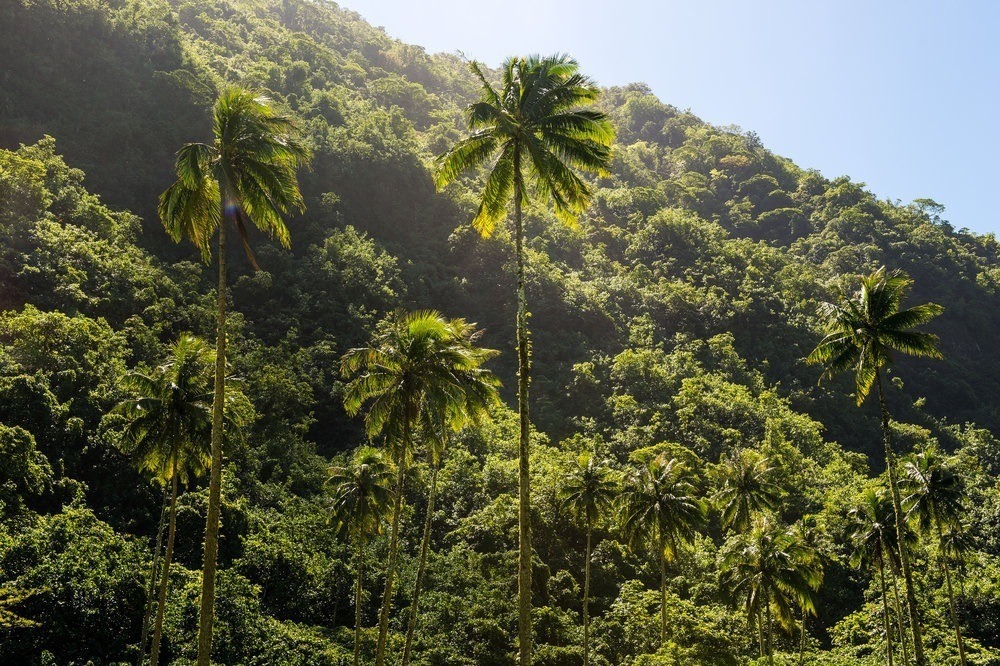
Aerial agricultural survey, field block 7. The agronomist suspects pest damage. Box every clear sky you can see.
[339,0,1000,235]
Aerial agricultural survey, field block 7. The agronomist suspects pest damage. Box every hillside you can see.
[1,1,1000,664]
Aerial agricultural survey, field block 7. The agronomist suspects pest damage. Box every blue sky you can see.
[340,0,1000,235]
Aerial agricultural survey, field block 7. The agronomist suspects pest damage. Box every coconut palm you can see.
[434,54,614,664]
[342,310,499,666]
[159,85,309,666]
[327,447,395,666]
[902,446,968,665]
[400,319,500,666]
[560,454,618,666]
[849,487,906,666]
[713,449,783,534]
[620,456,706,647]
[721,517,822,666]
[807,266,943,666]
[789,516,832,666]
[115,335,242,666]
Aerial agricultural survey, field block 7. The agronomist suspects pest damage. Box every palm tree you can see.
[560,454,618,666]
[620,455,706,647]
[342,310,498,666]
[115,335,240,666]
[327,446,395,666]
[721,517,822,666]
[159,85,309,666]
[902,446,968,666]
[400,319,500,666]
[434,54,614,664]
[713,449,783,534]
[789,516,831,666]
[807,266,943,666]
[849,487,905,666]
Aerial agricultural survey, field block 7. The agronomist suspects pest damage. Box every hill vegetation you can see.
[2,0,1000,664]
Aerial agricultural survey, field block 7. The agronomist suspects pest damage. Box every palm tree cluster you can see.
[103,55,967,666]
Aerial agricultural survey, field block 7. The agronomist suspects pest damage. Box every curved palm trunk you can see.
[197,216,227,666]
[151,474,180,666]
[877,553,895,666]
[139,486,170,666]
[887,558,909,666]
[935,519,967,666]
[354,532,365,666]
[876,373,925,666]
[583,522,592,666]
[401,463,440,666]
[375,444,409,666]
[514,167,533,665]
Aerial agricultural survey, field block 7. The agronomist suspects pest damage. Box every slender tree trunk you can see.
[659,535,667,647]
[887,558,910,666]
[757,616,765,659]
[876,373,926,666]
[514,164,532,666]
[354,533,365,666]
[197,217,227,666]
[401,463,440,666]
[583,521,592,666]
[798,602,807,665]
[936,518,967,666]
[139,486,170,666]
[878,554,895,666]
[375,443,408,666]
[766,602,774,666]
[151,474,179,666]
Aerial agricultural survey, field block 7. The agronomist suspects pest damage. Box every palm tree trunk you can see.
[401,463,440,666]
[583,521,592,666]
[354,532,365,666]
[766,602,774,666]
[151,474,180,666]
[878,553,894,666]
[197,216,227,666]
[887,558,909,666]
[375,448,408,666]
[757,616,765,659]
[876,372,925,666]
[798,601,806,665]
[514,163,533,666]
[139,486,170,666]
[936,519,967,666]
[659,535,667,647]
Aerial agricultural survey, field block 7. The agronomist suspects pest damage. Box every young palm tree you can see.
[115,335,236,666]
[849,487,904,666]
[560,454,618,666]
[721,517,822,666]
[434,54,614,664]
[400,319,500,666]
[789,516,831,666]
[327,447,395,666]
[342,310,498,666]
[713,449,783,534]
[159,85,309,666]
[902,446,968,666]
[807,266,943,666]
[619,456,706,647]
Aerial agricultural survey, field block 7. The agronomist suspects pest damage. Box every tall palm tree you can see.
[434,54,614,664]
[849,487,905,666]
[327,446,395,666]
[789,516,831,666]
[560,454,618,666]
[807,266,943,666]
[115,335,244,666]
[159,85,309,666]
[620,456,706,647]
[342,310,498,666]
[721,517,822,666]
[902,446,968,666]
[400,319,500,666]
[713,449,783,534]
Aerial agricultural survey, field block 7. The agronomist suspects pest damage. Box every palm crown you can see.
[434,54,615,235]
[807,266,943,405]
